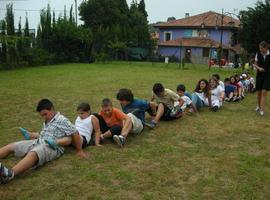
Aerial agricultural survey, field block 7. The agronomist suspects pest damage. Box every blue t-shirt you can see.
[225,85,236,95]
[121,99,150,123]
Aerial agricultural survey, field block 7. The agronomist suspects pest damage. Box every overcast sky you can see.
[0,0,259,30]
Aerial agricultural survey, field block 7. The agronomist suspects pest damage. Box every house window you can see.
[198,30,209,38]
[164,32,172,41]
[192,30,198,37]
[184,30,192,37]
[203,48,210,57]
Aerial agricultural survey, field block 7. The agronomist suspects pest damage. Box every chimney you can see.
[185,13,190,18]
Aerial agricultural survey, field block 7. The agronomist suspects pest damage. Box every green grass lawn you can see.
[0,62,270,200]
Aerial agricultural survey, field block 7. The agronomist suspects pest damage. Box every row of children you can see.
[0,72,255,184]
[224,72,255,102]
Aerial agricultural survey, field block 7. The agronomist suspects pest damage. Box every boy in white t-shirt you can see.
[19,102,102,149]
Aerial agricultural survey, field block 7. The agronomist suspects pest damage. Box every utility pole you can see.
[219,8,224,67]
[179,41,182,69]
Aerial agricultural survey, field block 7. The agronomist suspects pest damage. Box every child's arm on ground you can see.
[91,115,102,146]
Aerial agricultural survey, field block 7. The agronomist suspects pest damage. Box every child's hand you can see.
[30,132,39,139]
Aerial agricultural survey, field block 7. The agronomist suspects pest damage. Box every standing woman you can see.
[253,41,270,116]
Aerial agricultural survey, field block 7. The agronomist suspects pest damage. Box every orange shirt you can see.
[100,108,127,127]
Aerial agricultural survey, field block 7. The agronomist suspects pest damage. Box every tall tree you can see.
[138,0,148,18]
[24,16,29,37]
[117,0,129,13]
[239,0,270,53]
[69,5,75,24]
[130,0,138,13]
[17,17,22,36]
[1,20,6,35]
[64,5,67,22]
[23,15,31,49]
[0,20,7,63]
[38,4,52,51]
[5,3,15,35]
[79,0,120,29]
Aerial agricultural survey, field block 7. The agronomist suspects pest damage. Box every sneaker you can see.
[259,110,264,116]
[211,106,219,112]
[19,127,31,140]
[232,96,239,102]
[240,95,245,100]
[45,137,58,150]
[224,97,230,102]
[0,163,14,184]
[113,135,126,147]
[255,106,260,112]
[148,120,157,129]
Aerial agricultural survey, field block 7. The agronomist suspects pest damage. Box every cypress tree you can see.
[24,16,30,37]
[138,0,148,18]
[1,20,6,35]
[5,3,15,35]
[69,5,75,25]
[18,16,22,36]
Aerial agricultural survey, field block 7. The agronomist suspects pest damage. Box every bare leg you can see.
[0,143,15,159]
[153,103,165,123]
[260,90,267,112]
[101,131,113,139]
[121,117,133,138]
[257,90,262,109]
[238,88,242,97]
[229,92,233,99]
[12,151,38,176]
[149,102,158,116]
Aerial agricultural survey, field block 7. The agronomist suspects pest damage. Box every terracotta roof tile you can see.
[155,11,240,28]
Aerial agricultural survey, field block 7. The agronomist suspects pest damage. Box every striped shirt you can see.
[39,112,77,140]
